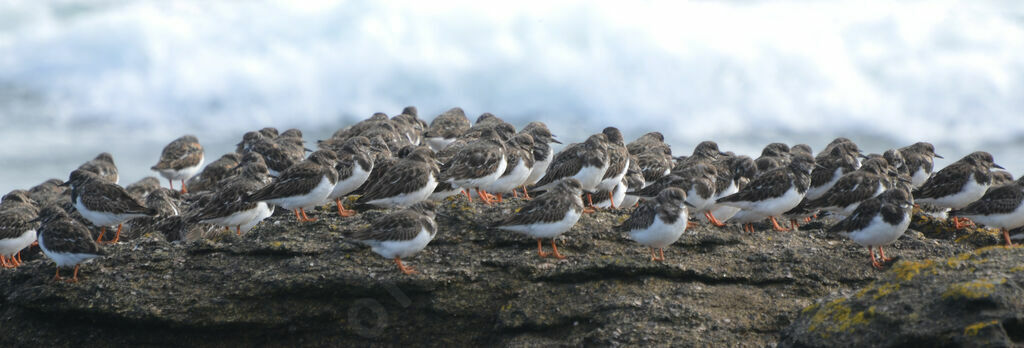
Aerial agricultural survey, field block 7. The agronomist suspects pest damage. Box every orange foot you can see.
[582,206,597,214]
[336,199,357,217]
[1002,228,1015,247]
[705,211,727,227]
[96,226,106,243]
[649,248,665,262]
[299,208,317,222]
[180,180,188,194]
[952,217,974,230]
[868,246,884,270]
[608,191,617,209]
[53,267,63,281]
[462,189,474,203]
[549,239,567,259]
[536,239,550,258]
[107,224,123,244]
[687,221,699,228]
[744,224,755,233]
[769,216,791,232]
[0,256,13,269]
[68,265,81,282]
[394,257,417,275]
[877,246,894,262]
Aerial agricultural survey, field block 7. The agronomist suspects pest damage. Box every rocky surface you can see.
[0,198,1007,346]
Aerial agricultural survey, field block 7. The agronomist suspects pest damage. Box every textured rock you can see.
[780,246,1024,347]
[0,197,983,346]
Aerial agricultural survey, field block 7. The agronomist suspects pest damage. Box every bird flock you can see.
[0,106,1019,280]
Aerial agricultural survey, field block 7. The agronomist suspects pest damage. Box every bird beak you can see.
[683,201,695,208]
[60,181,70,187]
[934,153,944,159]
[815,163,827,169]
[994,163,1005,169]
[304,147,314,153]
[858,153,870,159]
[28,216,42,223]
[550,137,562,144]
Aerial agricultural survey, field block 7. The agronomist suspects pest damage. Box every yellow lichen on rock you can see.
[890,260,935,282]
[963,320,1000,336]
[807,298,875,338]
[873,283,900,300]
[942,278,1007,300]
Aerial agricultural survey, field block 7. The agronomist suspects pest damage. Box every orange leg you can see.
[804,216,813,223]
[608,191,617,209]
[743,224,753,233]
[70,265,81,282]
[649,248,658,261]
[1002,228,1014,247]
[53,267,62,281]
[180,180,188,194]
[550,239,567,259]
[522,186,532,200]
[687,221,699,228]
[583,194,597,213]
[878,246,893,262]
[97,227,106,243]
[658,248,666,261]
[497,193,504,203]
[167,179,175,191]
[394,257,417,275]
[704,211,727,227]
[109,224,122,244]
[0,256,11,269]
[513,190,519,199]
[16,251,23,264]
[462,189,474,202]
[536,239,550,258]
[769,217,791,232]
[869,246,883,269]
[477,189,493,205]
[336,199,356,217]
[790,219,800,230]
[9,254,19,267]
[293,209,302,221]
[236,226,242,236]
[300,208,317,222]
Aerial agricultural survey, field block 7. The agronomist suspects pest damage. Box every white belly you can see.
[241,203,274,232]
[719,186,804,217]
[597,159,629,192]
[157,155,205,181]
[916,174,989,209]
[629,211,688,249]
[525,148,554,186]
[845,213,911,247]
[805,168,842,200]
[75,196,147,227]
[573,163,609,192]
[266,176,336,210]
[38,233,101,268]
[687,186,717,213]
[485,158,532,194]
[365,227,434,259]
[328,165,372,200]
[425,137,456,151]
[499,209,582,239]
[595,181,627,209]
[452,155,507,190]
[620,194,640,209]
[959,202,1024,230]
[366,175,438,208]
[911,167,930,188]
[0,229,36,257]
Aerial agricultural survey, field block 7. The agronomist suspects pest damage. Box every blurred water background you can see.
[1,0,1023,193]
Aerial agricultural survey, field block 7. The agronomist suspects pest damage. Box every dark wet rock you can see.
[0,196,989,346]
[780,246,1024,347]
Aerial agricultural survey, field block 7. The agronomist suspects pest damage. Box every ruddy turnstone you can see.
[913,151,1002,229]
[424,107,471,151]
[618,187,692,261]
[991,171,1015,187]
[829,188,914,269]
[36,205,106,282]
[194,164,276,235]
[519,122,561,198]
[703,155,757,224]
[29,178,69,207]
[0,191,38,268]
[125,176,162,200]
[595,127,630,209]
[591,179,627,209]
[483,133,535,202]
[804,158,896,217]
[755,143,791,172]
[151,135,205,193]
[463,113,517,141]
[628,132,673,183]
[186,152,242,193]
[950,177,1024,246]
[717,153,815,231]
[345,201,438,275]
[533,133,609,210]
[326,136,374,217]
[898,142,942,188]
[498,178,584,259]
[619,159,646,208]
[636,163,717,225]
[248,150,338,222]
[439,128,507,205]
[67,169,157,244]
[673,141,725,170]
[806,146,861,200]
[356,147,439,208]
[77,152,119,184]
